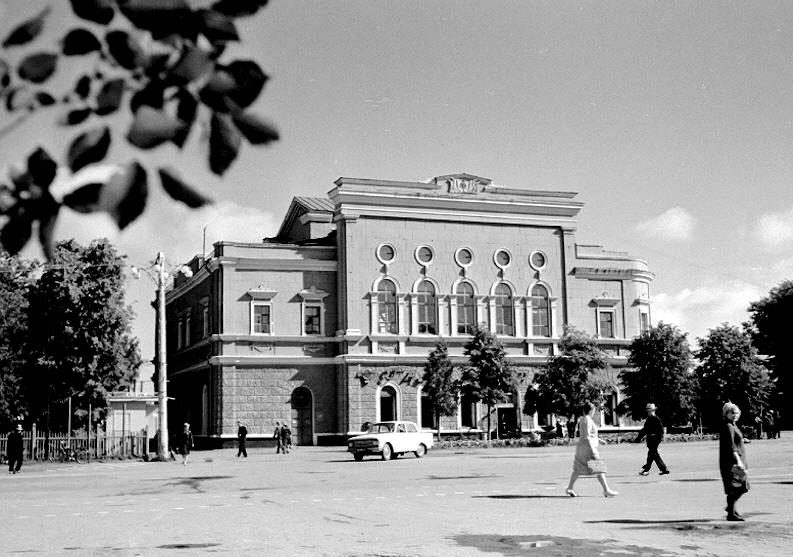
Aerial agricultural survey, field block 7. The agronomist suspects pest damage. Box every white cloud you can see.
[652,280,763,343]
[754,207,793,249]
[636,207,695,241]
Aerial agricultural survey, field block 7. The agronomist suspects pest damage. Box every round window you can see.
[494,249,511,268]
[377,243,396,264]
[455,247,473,267]
[416,245,434,265]
[530,251,547,270]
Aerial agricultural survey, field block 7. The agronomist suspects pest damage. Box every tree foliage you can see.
[461,324,517,440]
[22,239,141,430]
[747,280,793,425]
[694,323,774,428]
[421,341,459,440]
[523,325,612,421]
[0,252,40,429]
[0,0,278,258]
[619,322,696,425]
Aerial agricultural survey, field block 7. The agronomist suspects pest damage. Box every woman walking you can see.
[720,402,749,521]
[566,402,619,498]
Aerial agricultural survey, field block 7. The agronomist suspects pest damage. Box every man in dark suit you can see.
[635,403,669,476]
[7,423,24,474]
[236,421,248,458]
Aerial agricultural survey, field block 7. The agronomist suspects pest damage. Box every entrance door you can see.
[497,407,518,439]
[291,387,313,446]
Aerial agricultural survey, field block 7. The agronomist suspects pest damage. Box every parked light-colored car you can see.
[347,421,433,461]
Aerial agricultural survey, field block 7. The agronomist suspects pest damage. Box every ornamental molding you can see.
[434,173,491,194]
[592,291,621,307]
[247,286,278,300]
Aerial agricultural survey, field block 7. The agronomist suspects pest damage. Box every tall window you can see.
[460,391,477,428]
[377,279,398,333]
[304,305,321,335]
[252,303,272,334]
[640,311,650,333]
[456,282,476,334]
[416,280,437,334]
[598,310,615,338]
[420,391,434,429]
[531,284,550,337]
[494,283,514,335]
[202,305,209,338]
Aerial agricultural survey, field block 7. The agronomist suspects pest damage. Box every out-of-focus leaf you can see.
[27,147,58,189]
[0,212,34,256]
[209,112,240,176]
[35,91,56,106]
[17,52,58,84]
[232,112,279,145]
[61,28,103,56]
[119,0,195,41]
[2,6,51,48]
[74,74,92,99]
[105,30,142,70]
[0,185,16,214]
[211,0,269,18]
[198,10,239,42]
[158,167,211,208]
[67,126,112,172]
[126,106,184,149]
[62,182,104,213]
[1,59,10,90]
[8,167,32,192]
[95,78,125,115]
[129,81,165,113]
[37,192,61,261]
[59,107,93,126]
[69,0,115,25]
[225,60,267,108]
[171,45,214,83]
[172,90,198,147]
[111,161,148,229]
[5,86,35,111]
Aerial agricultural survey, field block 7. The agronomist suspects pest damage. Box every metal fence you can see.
[0,430,148,461]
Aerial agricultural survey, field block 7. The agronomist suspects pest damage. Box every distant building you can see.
[165,173,653,447]
[106,364,158,435]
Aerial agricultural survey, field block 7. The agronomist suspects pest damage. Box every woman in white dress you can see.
[566,402,619,497]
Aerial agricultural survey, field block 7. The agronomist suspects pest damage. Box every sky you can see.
[2,1,793,367]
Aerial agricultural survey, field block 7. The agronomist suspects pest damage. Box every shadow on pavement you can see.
[473,494,571,499]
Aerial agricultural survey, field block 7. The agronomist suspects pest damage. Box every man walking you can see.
[273,421,283,454]
[237,421,248,458]
[7,423,24,474]
[635,403,669,476]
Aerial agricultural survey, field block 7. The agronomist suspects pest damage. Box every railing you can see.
[0,431,148,461]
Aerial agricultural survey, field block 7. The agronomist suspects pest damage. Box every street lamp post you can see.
[132,252,192,461]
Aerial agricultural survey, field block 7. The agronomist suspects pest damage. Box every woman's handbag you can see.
[731,464,746,480]
[587,458,607,474]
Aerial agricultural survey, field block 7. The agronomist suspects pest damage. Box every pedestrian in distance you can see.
[565,402,619,498]
[635,403,670,476]
[179,422,193,465]
[7,423,24,474]
[280,422,292,454]
[720,402,749,521]
[273,421,283,454]
[237,421,248,458]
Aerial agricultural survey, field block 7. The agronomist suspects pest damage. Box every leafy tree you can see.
[0,0,278,258]
[0,251,40,429]
[747,280,793,427]
[694,323,774,429]
[24,239,141,431]
[421,341,459,441]
[524,325,612,423]
[461,324,516,441]
[619,322,695,426]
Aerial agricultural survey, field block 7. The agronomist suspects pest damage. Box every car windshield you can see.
[367,423,394,433]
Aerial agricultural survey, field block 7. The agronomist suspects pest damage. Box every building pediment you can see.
[433,173,492,194]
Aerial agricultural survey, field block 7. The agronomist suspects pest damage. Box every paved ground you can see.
[0,435,791,556]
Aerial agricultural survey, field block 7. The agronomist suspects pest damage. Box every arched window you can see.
[494,283,514,336]
[377,279,398,333]
[456,282,476,334]
[416,280,437,334]
[531,284,550,337]
[379,385,398,421]
[460,391,477,428]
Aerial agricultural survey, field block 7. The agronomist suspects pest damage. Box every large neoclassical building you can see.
[165,173,653,447]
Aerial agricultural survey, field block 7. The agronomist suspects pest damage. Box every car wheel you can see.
[414,443,427,458]
[353,453,364,461]
[381,443,393,461]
